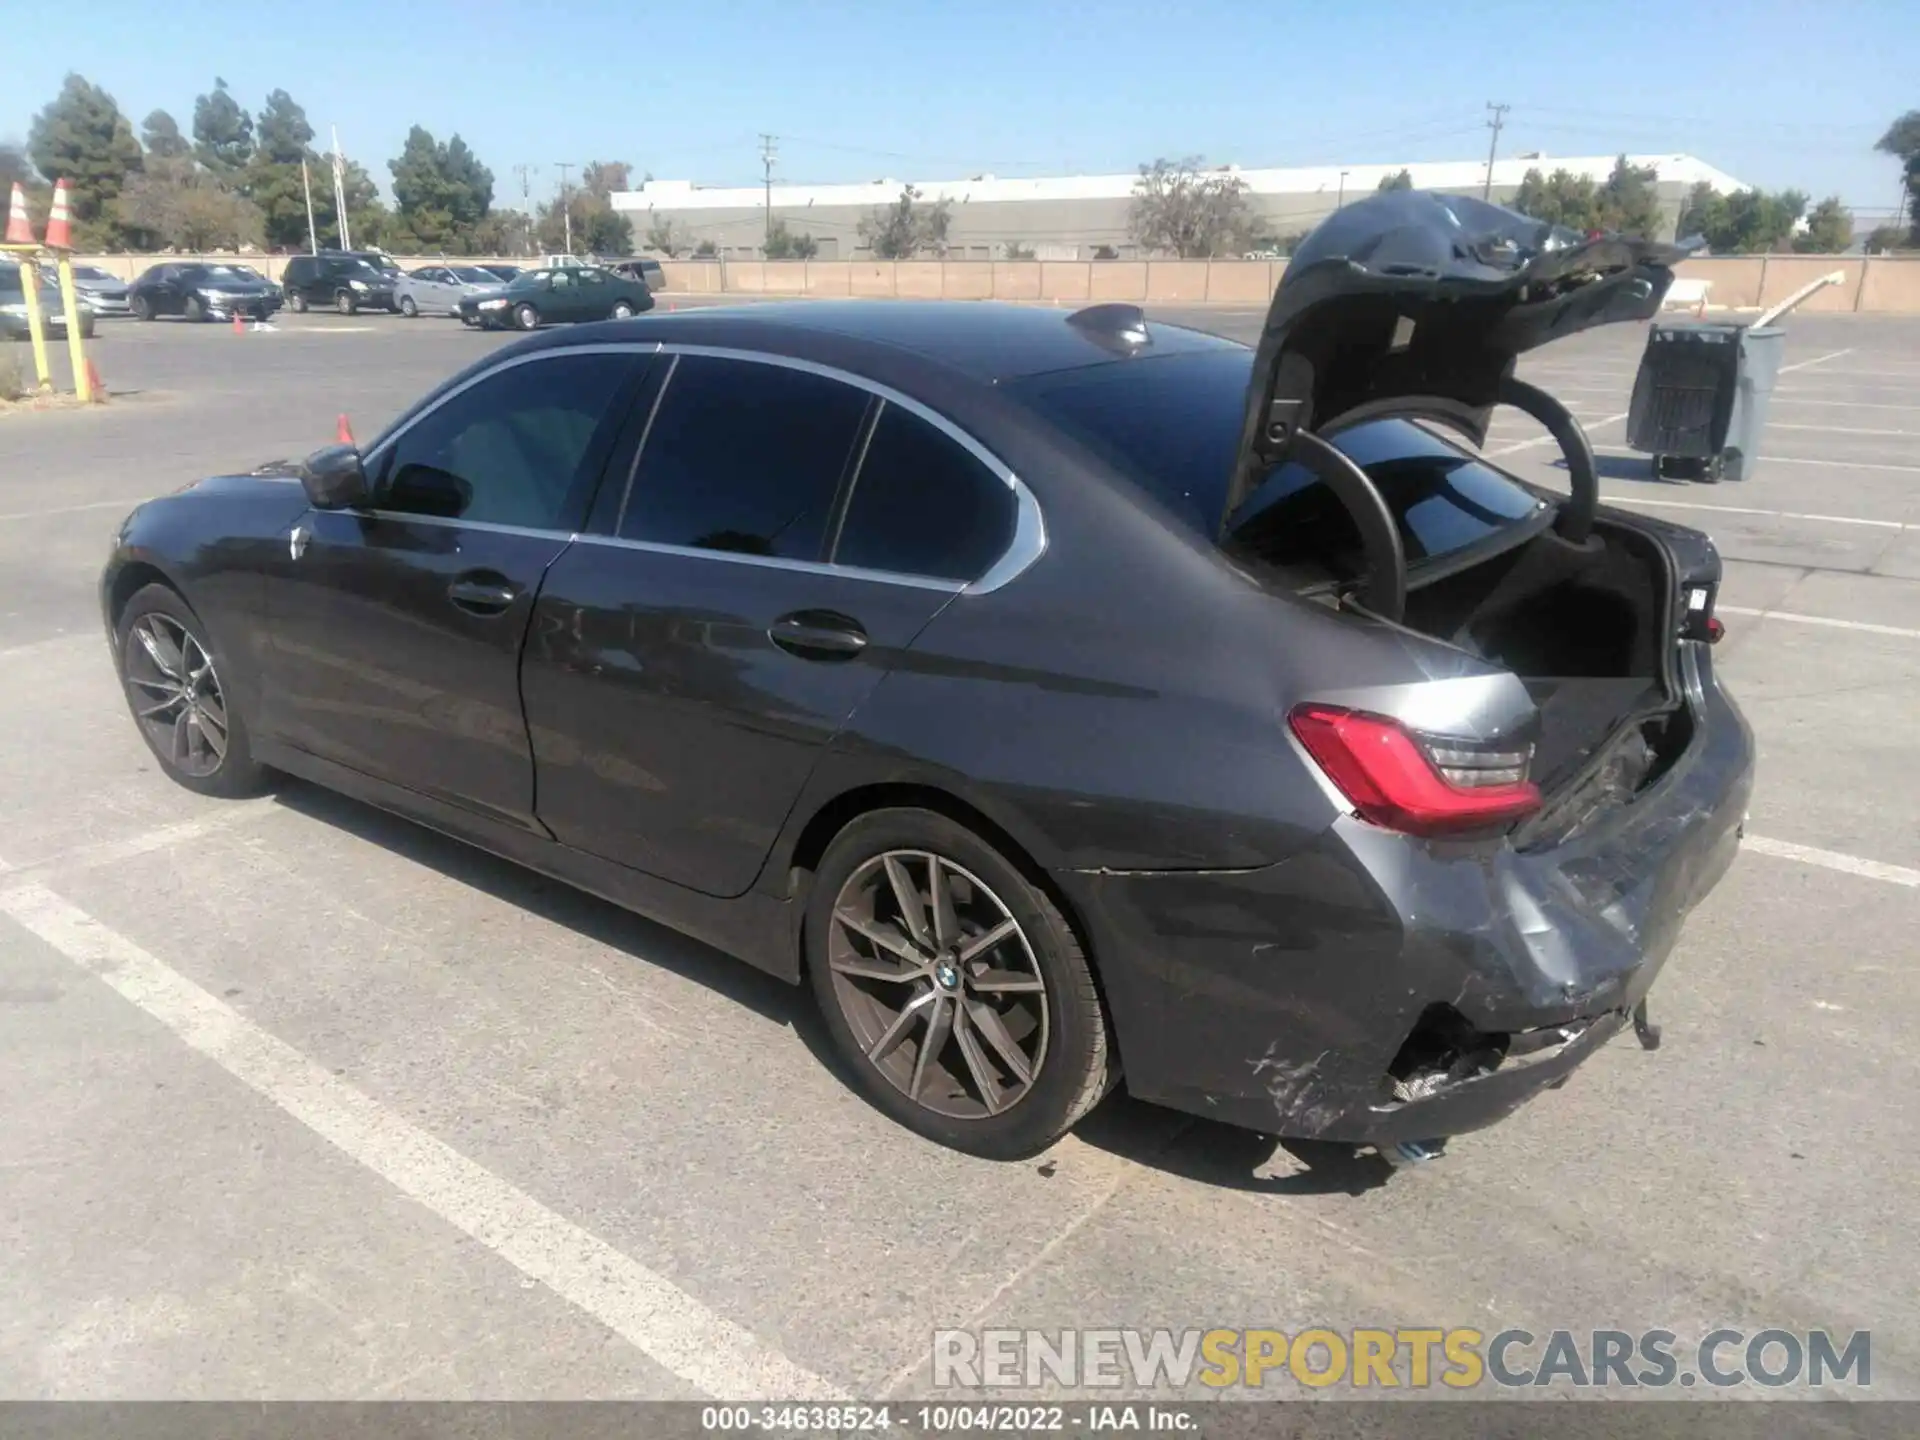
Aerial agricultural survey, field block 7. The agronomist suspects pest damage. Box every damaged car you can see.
[99,191,1753,1163]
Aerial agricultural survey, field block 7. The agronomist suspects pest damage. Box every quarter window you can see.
[373,353,634,529]
[833,405,1015,582]
[620,356,870,560]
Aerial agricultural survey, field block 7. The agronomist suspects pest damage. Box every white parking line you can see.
[1769,422,1920,437]
[1,801,281,878]
[0,498,147,524]
[1769,397,1920,412]
[1718,606,1920,640]
[1777,348,1853,375]
[1488,412,1628,456]
[1604,496,1909,531]
[1592,445,1920,476]
[1743,836,1920,889]
[0,880,841,1403]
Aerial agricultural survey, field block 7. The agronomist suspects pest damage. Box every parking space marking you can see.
[1778,348,1853,375]
[1769,396,1920,412]
[0,880,842,1403]
[1604,496,1908,530]
[0,498,148,524]
[1743,836,1920,889]
[0,800,281,880]
[1718,606,1920,641]
[1487,412,1627,456]
[1770,421,1920,436]
[1591,445,1920,477]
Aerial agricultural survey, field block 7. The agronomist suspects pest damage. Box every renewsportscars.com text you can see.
[932,1327,1871,1391]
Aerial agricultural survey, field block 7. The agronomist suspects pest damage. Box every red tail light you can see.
[1288,704,1542,837]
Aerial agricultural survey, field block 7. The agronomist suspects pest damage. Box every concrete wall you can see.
[66,253,1920,314]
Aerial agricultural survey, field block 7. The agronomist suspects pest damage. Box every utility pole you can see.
[760,134,778,248]
[513,164,537,255]
[1336,169,1349,210]
[554,162,575,256]
[1482,103,1510,201]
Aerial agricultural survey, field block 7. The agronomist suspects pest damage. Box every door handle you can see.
[769,610,868,660]
[447,574,521,614]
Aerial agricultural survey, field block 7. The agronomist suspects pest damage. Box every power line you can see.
[1482,102,1510,200]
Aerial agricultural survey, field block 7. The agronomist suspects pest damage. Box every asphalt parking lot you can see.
[2,300,1917,1410]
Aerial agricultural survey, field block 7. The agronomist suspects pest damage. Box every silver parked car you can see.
[393,264,514,317]
[67,264,131,316]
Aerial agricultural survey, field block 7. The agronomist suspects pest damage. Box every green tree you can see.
[1128,157,1253,257]
[1877,110,1920,246]
[1512,167,1596,230]
[26,74,143,247]
[192,78,253,176]
[141,110,190,160]
[115,155,263,250]
[1594,155,1662,236]
[1679,185,1806,252]
[389,126,493,249]
[645,217,690,257]
[764,218,819,259]
[246,89,318,249]
[1376,168,1414,192]
[1793,197,1853,254]
[1864,224,1909,253]
[537,161,634,255]
[0,140,35,196]
[858,184,952,258]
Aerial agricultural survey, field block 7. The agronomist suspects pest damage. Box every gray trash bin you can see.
[1626,322,1785,482]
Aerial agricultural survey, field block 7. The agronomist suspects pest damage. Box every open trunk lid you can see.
[1223,191,1693,617]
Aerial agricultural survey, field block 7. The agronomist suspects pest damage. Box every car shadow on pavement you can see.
[1073,1095,1395,1195]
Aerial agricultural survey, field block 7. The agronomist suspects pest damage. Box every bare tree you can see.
[1128,157,1253,258]
[645,216,691,257]
[115,154,263,250]
[859,185,953,259]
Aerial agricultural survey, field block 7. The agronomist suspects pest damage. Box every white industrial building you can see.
[612,153,1748,260]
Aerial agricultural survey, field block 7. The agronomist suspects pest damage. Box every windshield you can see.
[1010,348,1548,584]
[201,266,254,281]
[450,267,498,283]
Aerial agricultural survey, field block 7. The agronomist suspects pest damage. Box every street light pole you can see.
[1337,170,1348,209]
[554,162,575,256]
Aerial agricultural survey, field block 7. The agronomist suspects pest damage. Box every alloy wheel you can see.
[123,613,230,778]
[825,850,1049,1120]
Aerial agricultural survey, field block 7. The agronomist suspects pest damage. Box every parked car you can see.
[281,254,398,314]
[457,265,652,329]
[480,265,523,283]
[1,261,96,339]
[68,264,131,316]
[394,264,513,317]
[128,263,282,322]
[605,258,666,291]
[99,193,1753,1163]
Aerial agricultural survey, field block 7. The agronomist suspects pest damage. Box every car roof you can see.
[527,300,1245,384]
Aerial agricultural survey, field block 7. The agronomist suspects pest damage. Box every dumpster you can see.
[1625,321,1784,482]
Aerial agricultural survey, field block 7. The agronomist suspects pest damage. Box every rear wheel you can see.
[806,809,1117,1159]
[399,295,419,317]
[115,583,269,799]
[610,299,636,319]
[513,302,541,331]
[335,290,357,315]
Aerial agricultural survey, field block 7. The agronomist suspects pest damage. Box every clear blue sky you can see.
[8,0,1915,217]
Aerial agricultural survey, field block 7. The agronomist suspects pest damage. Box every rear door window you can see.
[619,356,870,560]
[832,404,1015,582]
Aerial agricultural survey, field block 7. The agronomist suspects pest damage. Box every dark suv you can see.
[281,254,398,315]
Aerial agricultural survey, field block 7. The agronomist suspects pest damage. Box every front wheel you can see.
[513,302,541,331]
[115,583,270,799]
[335,290,357,315]
[130,293,153,321]
[806,809,1118,1159]
[288,292,308,314]
[399,295,419,317]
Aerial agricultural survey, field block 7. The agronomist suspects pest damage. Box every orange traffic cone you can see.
[43,179,71,250]
[336,414,355,445]
[233,311,245,334]
[85,358,105,403]
[4,183,32,244]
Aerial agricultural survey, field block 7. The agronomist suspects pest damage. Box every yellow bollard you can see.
[17,256,53,392]
[54,254,91,402]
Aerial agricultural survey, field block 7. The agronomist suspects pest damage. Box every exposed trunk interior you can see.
[1395,519,1678,793]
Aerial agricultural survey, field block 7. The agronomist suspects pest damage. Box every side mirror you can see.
[297,443,372,510]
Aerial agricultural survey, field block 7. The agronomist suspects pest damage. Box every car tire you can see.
[115,582,271,800]
[288,292,308,314]
[610,299,635,319]
[335,290,357,315]
[806,808,1119,1160]
[513,302,541,331]
[183,296,204,323]
[130,293,153,321]
[399,295,418,317]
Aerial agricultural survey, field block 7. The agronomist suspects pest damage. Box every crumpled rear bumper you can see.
[1059,658,1754,1146]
